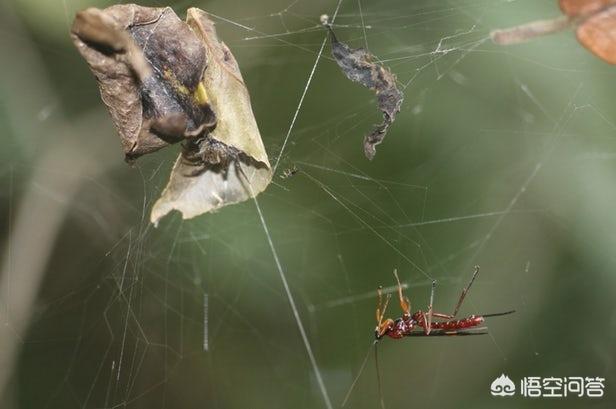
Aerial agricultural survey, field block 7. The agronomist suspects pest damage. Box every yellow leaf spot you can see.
[194,82,209,106]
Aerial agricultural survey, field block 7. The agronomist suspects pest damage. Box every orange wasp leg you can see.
[375,286,393,338]
[392,269,411,318]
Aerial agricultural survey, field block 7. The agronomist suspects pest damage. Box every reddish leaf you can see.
[492,0,616,64]
[559,0,616,17]
[576,4,616,63]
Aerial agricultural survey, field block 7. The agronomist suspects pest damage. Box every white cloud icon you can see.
[491,374,516,397]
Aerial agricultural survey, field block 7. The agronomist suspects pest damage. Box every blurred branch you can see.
[0,3,118,402]
[0,146,101,401]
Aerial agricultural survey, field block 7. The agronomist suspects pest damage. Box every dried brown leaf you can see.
[71,5,271,224]
[71,5,217,160]
[150,8,271,225]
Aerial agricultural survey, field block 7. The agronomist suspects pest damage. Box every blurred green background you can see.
[1,0,615,408]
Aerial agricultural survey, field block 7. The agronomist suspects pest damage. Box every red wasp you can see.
[342,266,514,408]
[375,266,515,340]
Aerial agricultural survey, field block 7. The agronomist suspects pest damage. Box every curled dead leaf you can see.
[71,5,271,225]
[322,17,404,160]
[150,8,271,225]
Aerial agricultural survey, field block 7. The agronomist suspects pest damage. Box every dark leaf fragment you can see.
[71,5,219,160]
[326,25,404,159]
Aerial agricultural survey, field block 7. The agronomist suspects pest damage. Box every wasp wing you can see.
[404,326,489,337]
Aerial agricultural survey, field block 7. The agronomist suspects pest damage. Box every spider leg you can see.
[180,138,209,176]
[233,157,247,181]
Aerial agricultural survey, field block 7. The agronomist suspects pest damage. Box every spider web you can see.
[1,0,616,408]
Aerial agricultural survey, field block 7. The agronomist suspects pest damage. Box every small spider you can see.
[279,165,298,179]
[181,136,245,178]
[375,266,514,340]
